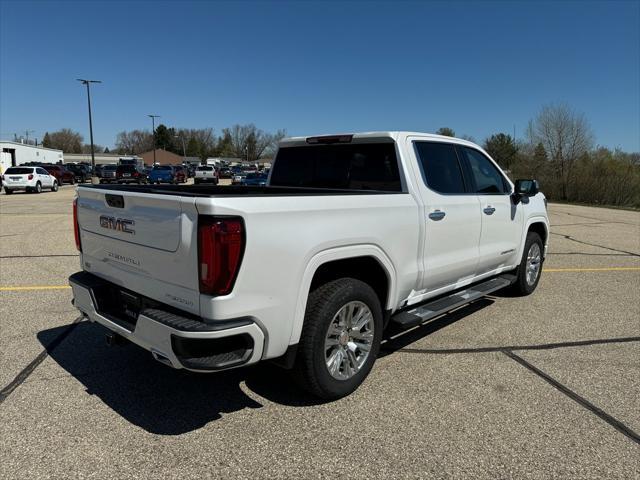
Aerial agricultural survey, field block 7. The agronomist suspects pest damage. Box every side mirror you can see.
[512,179,539,204]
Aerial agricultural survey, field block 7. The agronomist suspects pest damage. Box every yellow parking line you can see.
[543,267,640,272]
[0,285,71,292]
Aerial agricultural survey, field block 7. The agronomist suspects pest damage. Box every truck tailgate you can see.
[76,187,201,315]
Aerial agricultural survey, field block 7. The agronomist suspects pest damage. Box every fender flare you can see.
[520,216,550,259]
[288,244,397,346]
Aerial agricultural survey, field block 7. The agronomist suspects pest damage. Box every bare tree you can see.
[81,143,104,154]
[526,104,594,199]
[175,128,217,158]
[221,124,285,161]
[115,130,154,155]
[44,128,84,153]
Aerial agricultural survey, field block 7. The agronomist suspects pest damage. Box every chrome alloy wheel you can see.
[526,243,542,286]
[324,301,375,380]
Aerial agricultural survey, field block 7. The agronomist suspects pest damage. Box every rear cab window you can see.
[270,141,402,191]
[413,142,467,194]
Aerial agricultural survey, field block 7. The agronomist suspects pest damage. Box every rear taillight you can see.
[198,216,244,295]
[28,174,34,180]
[73,197,82,252]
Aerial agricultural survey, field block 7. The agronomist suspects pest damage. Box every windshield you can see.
[5,167,33,174]
[153,166,172,170]
[103,165,117,171]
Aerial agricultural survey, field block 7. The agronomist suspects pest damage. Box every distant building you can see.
[139,149,183,165]
[183,156,202,166]
[64,153,122,165]
[206,157,242,166]
[0,141,63,173]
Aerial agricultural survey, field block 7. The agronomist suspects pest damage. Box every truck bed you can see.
[81,184,405,197]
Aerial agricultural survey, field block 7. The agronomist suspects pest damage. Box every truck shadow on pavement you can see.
[36,322,323,435]
[37,300,492,435]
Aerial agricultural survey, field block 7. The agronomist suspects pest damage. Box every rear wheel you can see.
[508,231,544,296]
[51,181,58,192]
[4,188,13,195]
[293,278,383,400]
[34,182,42,193]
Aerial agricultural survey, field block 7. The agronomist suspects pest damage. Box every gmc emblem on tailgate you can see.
[100,215,135,235]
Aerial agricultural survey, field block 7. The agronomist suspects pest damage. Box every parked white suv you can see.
[70,132,549,399]
[3,166,59,194]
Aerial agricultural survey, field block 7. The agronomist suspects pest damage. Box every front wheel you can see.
[293,278,383,400]
[508,231,544,296]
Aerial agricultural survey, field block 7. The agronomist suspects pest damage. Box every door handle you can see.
[483,206,496,215]
[428,210,446,221]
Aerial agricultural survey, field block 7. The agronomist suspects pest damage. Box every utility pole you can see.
[24,130,35,144]
[77,79,102,183]
[148,115,160,165]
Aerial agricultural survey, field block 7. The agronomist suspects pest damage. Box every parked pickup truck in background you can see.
[69,132,549,399]
[193,165,219,185]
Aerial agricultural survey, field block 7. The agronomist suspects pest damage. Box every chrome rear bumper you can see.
[69,271,265,372]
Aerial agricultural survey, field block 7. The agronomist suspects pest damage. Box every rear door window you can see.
[462,148,509,194]
[270,142,402,191]
[37,168,49,175]
[414,142,467,194]
[6,167,33,175]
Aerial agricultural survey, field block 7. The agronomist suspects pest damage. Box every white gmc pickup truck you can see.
[70,132,549,399]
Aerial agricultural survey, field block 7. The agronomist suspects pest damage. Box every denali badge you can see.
[100,215,135,234]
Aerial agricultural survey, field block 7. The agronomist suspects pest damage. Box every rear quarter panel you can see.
[195,193,421,358]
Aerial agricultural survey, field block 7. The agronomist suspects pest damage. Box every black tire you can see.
[35,182,42,193]
[69,177,75,185]
[508,231,544,296]
[4,188,13,195]
[194,179,200,185]
[51,181,58,192]
[292,278,383,400]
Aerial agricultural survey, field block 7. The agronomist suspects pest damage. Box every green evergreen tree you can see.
[436,127,455,137]
[483,133,518,169]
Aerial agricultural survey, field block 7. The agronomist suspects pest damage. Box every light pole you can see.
[77,79,101,183]
[148,114,160,165]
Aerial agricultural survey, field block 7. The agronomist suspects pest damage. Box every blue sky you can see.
[1,1,638,151]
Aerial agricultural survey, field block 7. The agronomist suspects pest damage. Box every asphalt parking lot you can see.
[0,185,638,479]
